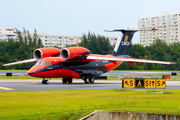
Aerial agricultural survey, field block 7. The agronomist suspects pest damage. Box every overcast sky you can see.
[0,0,180,44]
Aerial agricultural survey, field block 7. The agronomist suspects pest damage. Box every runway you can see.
[0,71,179,91]
[0,79,180,91]
[1,70,180,77]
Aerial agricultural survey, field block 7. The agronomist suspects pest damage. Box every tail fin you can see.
[105,28,157,56]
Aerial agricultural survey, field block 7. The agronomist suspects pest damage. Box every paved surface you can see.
[1,71,180,77]
[0,79,180,91]
[0,71,179,91]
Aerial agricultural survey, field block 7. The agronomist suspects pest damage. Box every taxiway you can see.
[0,79,180,91]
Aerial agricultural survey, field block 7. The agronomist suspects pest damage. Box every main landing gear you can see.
[62,78,73,84]
[42,78,49,84]
[83,76,95,84]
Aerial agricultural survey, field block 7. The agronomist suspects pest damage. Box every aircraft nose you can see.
[28,66,42,77]
[28,67,36,77]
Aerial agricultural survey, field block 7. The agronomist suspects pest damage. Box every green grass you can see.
[0,89,180,119]
[0,75,39,79]
[0,70,28,71]
[0,75,179,81]
[112,70,180,71]
[149,74,180,77]
[0,76,121,80]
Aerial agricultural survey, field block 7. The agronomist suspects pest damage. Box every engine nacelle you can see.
[33,47,61,60]
[61,47,91,60]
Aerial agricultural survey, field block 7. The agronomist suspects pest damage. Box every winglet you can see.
[152,28,158,31]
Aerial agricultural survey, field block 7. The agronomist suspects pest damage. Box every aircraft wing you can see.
[3,58,37,66]
[87,54,176,65]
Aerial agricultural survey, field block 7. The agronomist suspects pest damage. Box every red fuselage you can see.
[28,56,122,79]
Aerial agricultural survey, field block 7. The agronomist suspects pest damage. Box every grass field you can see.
[0,89,180,120]
[0,75,121,80]
[0,75,180,81]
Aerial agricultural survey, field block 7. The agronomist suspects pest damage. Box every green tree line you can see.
[80,33,180,70]
[0,31,179,70]
[79,32,114,54]
[0,28,43,70]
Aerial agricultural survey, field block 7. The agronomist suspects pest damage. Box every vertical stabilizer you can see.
[105,28,157,56]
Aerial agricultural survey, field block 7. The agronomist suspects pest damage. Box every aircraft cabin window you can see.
[39,62,44,65]
[47,62,51,65]
[35,62,39,65]
[45,62,47,65]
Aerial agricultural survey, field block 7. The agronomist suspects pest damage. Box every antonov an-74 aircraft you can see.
[4,28,176,84]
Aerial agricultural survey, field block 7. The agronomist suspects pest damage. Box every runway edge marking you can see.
[0,86,14,90]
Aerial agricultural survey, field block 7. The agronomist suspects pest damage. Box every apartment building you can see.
[0,27,117,48]
[138,12,180,46]
[35,33,117,48]
[0,28,17,41]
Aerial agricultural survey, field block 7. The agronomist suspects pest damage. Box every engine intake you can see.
[61,47,91,60]
[33,47,61,60]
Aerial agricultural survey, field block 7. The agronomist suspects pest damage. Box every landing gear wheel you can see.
[62,78,68,84]
[89,77,95,83]
[67,78,73,84]
[84,76,90,83]
[42,79,49,84]
[45,80,49,84]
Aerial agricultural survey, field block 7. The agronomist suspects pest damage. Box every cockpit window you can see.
[35,61,51,65]
[39,62,44,65]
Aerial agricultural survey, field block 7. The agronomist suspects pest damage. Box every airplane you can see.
[3,28,176,84]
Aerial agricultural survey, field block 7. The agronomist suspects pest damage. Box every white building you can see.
[35,33,117,48]
[138,12,180,46]
[0,28,17,41]
[0,27,117,48]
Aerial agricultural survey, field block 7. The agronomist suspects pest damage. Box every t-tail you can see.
[105,28,158,57]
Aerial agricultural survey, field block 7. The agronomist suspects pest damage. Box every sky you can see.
[0,0,180,44]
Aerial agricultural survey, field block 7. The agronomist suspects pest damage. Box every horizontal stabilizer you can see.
[105,28,158,32]
[105,28,158,56]
[87,54,176,65]
[3,58,37,66]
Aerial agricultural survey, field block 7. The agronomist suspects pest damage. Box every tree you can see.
[80,32,113,55]
[33,29,38,47]
[15,28,23,44]
[27,31,32,48]
[38,38,43,48]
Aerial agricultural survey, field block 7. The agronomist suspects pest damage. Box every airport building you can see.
[138,12,180,46]
[0,27,117,48]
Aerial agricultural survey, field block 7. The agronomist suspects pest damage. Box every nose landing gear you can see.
[42,78,49,84]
